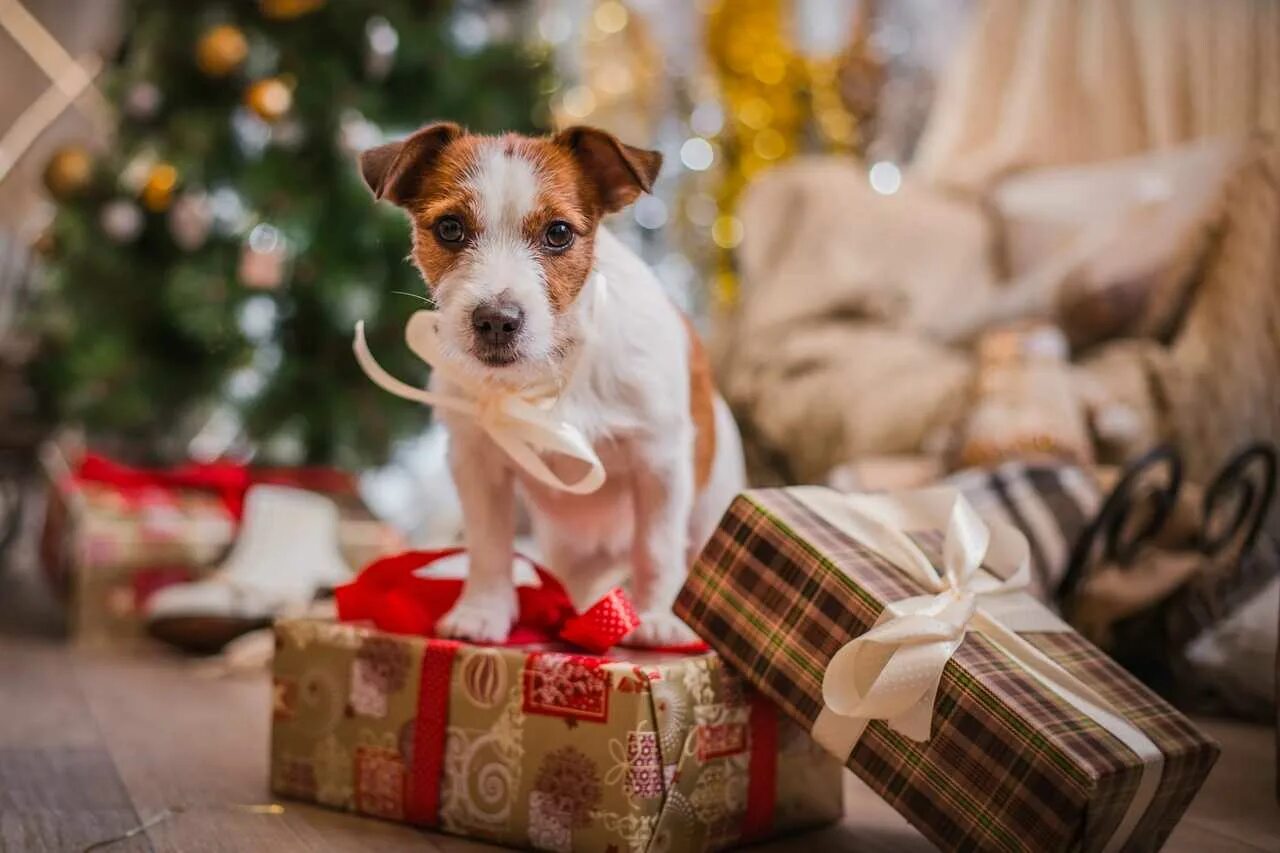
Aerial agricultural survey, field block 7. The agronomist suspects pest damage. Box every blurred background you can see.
[0,0,966,470]
[3,0,1280,726]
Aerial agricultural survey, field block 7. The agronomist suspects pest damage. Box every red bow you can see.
[74,453,252,517]
[334,549,706,655]
[71,453,357,520]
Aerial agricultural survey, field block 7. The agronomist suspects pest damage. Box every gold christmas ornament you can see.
[196,24,249,77]
[260,0,326,20]
[43,145,93,198]
[141,162,179,212]
[245,77,293,122]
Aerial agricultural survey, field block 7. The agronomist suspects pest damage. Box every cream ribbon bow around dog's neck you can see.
[353,276,607,495]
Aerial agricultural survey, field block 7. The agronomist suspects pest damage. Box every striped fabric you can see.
[675,489,1219,852]
[943,462,1102,603]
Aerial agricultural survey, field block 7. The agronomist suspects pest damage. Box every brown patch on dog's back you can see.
[683,315,716,491]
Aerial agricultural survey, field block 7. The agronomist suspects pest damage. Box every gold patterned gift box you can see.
[270,618,843,851]
[40,454,235,645]
[675,487,1220,853]
[39,444,402,645]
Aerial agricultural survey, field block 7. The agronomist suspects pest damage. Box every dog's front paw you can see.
[624,610,700,648]
[437,590,517,643]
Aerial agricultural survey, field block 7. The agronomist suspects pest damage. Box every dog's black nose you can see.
[471,302,524,347]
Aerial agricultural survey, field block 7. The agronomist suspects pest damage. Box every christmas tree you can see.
[32,0,550,466]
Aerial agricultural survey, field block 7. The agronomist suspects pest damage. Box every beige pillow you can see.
[993,137,1244,349]
[722,159,991,479]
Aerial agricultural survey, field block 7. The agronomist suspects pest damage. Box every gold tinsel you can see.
[196,24,249,77]
[704,0,871,306]
[547,0,874,309]
[552,0,663,145]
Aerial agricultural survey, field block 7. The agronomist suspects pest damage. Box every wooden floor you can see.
[2,550,1278,851]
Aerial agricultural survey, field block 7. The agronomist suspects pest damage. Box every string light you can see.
[551,0,662,144]
[690,102,724,136]
[537,8,572,45]
[711,214,743,249]
[560,84,597,119]
[633,195,668,229]
[753,128,786,160]
[680,137,715,171]
[597,62,633,95]
[868,160,902,195]
[593,1,629,35]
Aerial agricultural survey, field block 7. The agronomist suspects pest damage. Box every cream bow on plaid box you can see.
[792,487,1166,853]
[353,278,607,495]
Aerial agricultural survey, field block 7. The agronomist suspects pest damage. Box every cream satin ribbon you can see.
[791,486,1164,853]
[352,278,607,495]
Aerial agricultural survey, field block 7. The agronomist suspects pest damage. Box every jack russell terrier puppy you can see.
[359,123,745,646]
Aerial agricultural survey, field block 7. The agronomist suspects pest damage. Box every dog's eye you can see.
[434,216,466,245]
[543,221,573,251]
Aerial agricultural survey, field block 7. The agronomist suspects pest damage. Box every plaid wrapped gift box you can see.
[675,488,1219,853]
[270,618,842,851]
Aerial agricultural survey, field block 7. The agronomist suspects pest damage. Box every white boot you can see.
[146,485,353,652]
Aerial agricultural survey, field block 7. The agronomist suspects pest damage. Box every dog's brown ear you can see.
[555,126,662,213]
[360,121,463,205]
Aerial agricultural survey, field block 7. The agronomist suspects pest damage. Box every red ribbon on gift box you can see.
[743,690,780,842]
[334,548,708,656]
[69,452,357,520]
[407,638,459,826]
[73,453,251,517]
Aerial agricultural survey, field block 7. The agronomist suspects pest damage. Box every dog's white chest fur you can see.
[437,227,745,643]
